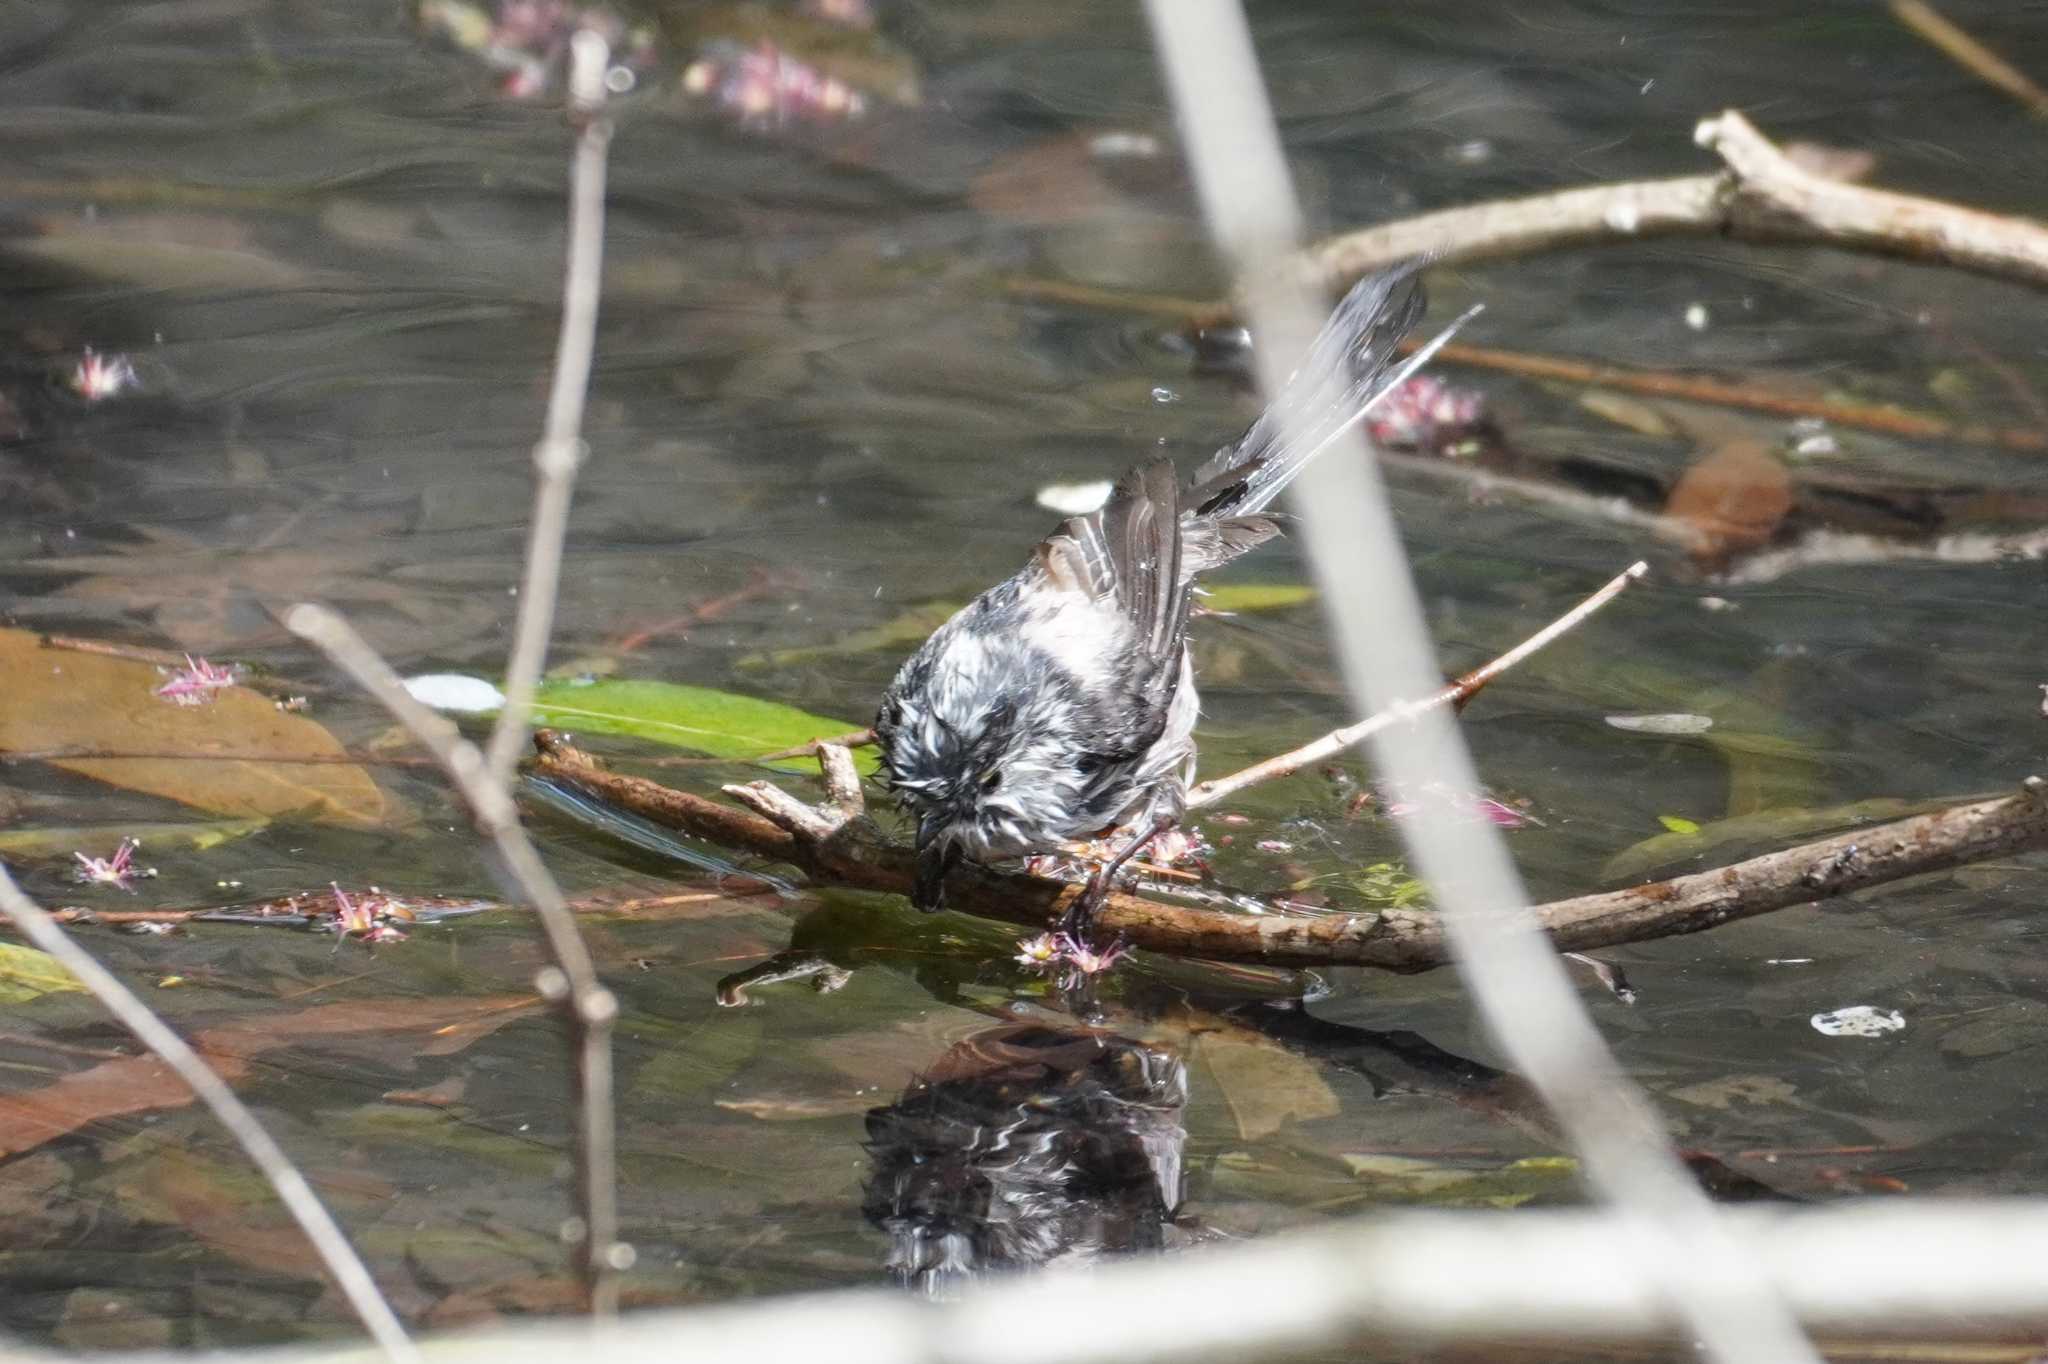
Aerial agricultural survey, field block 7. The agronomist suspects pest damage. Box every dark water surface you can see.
[4,0,2048,1353]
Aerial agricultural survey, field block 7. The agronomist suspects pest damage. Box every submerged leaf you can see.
[1600,795,1937,885]
[738,601,959,670]
[0,942,85,1004]
[0,819,269,859]
[530,677,874,770]
[0,629,386,827]
[1199,1031,1339,1140]
[1656,814,1702,835]
[0,995,540,1157]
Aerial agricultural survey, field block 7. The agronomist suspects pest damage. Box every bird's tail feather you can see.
[1186,262,1480,521]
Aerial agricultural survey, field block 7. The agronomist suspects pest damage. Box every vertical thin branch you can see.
[0,867,418,1363]
[291,27,628,1315]
[1139,5,1821,1363]
[484,28,615,789]
[286,605,623,1315]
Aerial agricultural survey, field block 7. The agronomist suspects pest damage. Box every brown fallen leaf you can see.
[1664,438,1793,561]
[0,627,386,827]
[0,994,540,1157]
[1198,1030,1340,1141]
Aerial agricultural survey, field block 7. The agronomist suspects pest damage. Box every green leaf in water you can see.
[1350,861,1430,909]
[1200,583,1317,614]
[530,678,874,771]
[1657,814,1702,835]
[0,943,85,1004]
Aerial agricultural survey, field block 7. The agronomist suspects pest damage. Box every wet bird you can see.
[874,263,1471,927]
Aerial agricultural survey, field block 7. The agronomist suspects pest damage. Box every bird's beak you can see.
[913,824,960,912]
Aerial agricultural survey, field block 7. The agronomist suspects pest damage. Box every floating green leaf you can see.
[530,678,874,771]
[1200,583,1317,614]
[1656,814,1702,835]
[0,943,85,1004]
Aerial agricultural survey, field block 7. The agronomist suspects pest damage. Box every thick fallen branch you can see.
[1310,109,2048,292]
[530,734,2048,972]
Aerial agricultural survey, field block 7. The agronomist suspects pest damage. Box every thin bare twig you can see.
[999,275,2048,454]
[287,606,622,1313]
[1141,8,1816,1362]
[0,866,418,1362]
[1312,109,2048,293]
[1187,561,1648,809]
[485,29,615,790]
[1891,0,2048,117]
[284,28,625,1317]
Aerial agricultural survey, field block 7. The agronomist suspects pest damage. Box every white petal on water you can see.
[1810,1005,1905,1038]
[402,673,506,713]
[1604,712,1715,735]
[1035,480,1114,516]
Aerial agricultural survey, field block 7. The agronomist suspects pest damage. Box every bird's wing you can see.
[1036,457,1192,673]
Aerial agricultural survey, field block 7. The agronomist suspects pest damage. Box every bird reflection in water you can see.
[861,1022,1187,1295]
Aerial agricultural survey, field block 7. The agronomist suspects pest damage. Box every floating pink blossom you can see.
[72,838,154,892]
[328,883,413,946]
[155,654,237,706]
[1383,785,1536,829]
[1013,932,1060,968]
[1054,933,1128,978]
[682,40,865,127]
[70,348,139,403]
[1367,374,1486,452]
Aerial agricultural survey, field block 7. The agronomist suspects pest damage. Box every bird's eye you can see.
[979,768,1002,793]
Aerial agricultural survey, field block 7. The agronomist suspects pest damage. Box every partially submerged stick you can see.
[0,866,418,1363]
[1311,108,2048,293]
[1187,560,1648,809]
[530,734,2048,973]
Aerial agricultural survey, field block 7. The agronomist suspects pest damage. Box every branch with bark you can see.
[530,731,2048,973]
[1308,109,2048,292]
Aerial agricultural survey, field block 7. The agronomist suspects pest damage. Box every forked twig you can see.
[1188,561,1648,809]
[1312,109,2048,293]
[289,607,624,1311]
[0,866,418,1362]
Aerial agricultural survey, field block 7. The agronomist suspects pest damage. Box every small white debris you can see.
[1684,303,1710,331]
[1088,131,1161,159]
[1605,713,1714,735]
[402,673,507,714]
[1449,138,1494,165]
[1698,595,1736,612]
[1035,480,1114,516]
[1811,1005,1905,1038]
[2038,683,2047,717]
[1150,386,1178,404]
[1765,958,1814,966]
[1789,417,1839,459]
